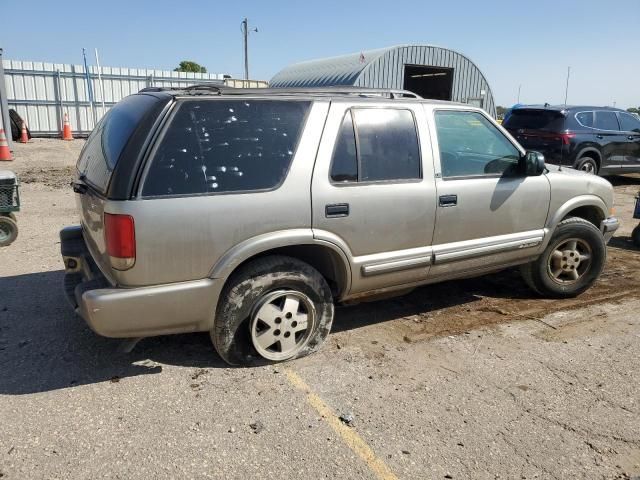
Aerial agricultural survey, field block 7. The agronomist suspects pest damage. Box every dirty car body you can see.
[61,86,619,365]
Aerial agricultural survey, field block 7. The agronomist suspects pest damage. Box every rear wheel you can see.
[0,215,18,246]
[575,156,598,175]
[212,255,334,366]
[520,217,606,297]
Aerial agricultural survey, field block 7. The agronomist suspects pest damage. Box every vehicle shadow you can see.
[608,235,640,252]
[0,268,535,395]
[606,174,640,187]
[332,268,532,333]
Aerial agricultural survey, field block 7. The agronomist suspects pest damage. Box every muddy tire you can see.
[520,217,606,298]
[0,215,18,247]
[632,225,640,247]
[212,255,334,366]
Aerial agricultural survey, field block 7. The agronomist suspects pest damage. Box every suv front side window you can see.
[434,110,521,178]
[330,108,421,184]
[594,111,620,131]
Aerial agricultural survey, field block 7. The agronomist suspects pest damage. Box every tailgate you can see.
[76,187,112,279]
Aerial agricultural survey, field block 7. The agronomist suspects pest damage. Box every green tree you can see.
[627,107,639,114]
[174,61,207,73]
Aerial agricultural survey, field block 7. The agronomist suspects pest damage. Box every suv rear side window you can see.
[330,108,421,183]
[594,111,620,131]
[502,110,565,132]
[76,94,160,194]
[618,112,640,133]
[142,100,310,197]
[575,111,594,128]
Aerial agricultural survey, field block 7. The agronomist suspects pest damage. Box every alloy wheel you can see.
[250,290,316,361]
[547,238,592,284]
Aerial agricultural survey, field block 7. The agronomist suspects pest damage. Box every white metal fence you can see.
[1,59,268,137]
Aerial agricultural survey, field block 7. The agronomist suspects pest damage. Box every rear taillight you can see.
[558,133,575,145]
[104,213,136,271]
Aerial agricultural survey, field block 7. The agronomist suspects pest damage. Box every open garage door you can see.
[403,65,453,101]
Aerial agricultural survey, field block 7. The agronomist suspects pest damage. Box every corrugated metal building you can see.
[0,54,269,141]
[270,45,496,117]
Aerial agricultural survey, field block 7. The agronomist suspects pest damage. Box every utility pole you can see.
[517,84,521,104]
[564,66,570,105]
[241,18,258,80]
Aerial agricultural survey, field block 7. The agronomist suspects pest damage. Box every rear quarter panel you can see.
[104,101,330,287]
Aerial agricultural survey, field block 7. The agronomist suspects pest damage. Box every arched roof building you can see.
[270,45,496,117]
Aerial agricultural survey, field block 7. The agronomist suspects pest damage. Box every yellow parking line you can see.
[284,368,398,480]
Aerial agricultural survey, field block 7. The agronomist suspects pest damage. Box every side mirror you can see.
[522,151,546,176]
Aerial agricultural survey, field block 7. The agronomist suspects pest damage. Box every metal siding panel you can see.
[2,60,229,135]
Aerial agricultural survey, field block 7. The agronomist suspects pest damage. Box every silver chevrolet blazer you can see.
[60,86,619,365]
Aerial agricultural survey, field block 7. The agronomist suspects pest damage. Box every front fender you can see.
[546,194,608,232]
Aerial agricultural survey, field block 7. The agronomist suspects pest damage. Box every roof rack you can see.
[139,83,224,95]
[148,84,422,99]
[140,85,422,99]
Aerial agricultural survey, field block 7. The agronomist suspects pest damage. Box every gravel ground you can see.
[1,140,639,479]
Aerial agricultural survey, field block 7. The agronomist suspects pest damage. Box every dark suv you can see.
[503,105,640,175]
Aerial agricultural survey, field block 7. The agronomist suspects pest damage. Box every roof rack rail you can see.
[268,87,422,99]
[182,84,223,95]
[191,86,422,99]
[139,83,225,95]
[138,86,174,93]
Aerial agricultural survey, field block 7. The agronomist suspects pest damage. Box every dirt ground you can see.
[1,139,639,479]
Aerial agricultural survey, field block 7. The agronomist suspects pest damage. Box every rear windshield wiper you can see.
[72,176,88,195]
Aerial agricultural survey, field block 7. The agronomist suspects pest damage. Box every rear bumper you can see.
[60,225,220,338]
[600,216,619,243]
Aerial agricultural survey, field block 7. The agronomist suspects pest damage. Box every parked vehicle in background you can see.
[503,105,640,175]
[0,170,20,247]
[61,87,618,365]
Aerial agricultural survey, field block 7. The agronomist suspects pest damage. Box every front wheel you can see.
[212,255,334,366]
[521,217,606,298]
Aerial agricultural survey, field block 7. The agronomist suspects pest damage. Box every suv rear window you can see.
[142,100,310,197]
[76,94,161,194]
[503,109,565,132]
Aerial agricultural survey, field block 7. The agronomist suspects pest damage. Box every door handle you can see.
[439,194,457,207]
[596,134,604,139]
[628,136,635,140]
[325,203,349,218]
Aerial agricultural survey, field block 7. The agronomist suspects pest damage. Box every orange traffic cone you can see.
[0,129,12,161]
[62,113,73,141]
[20,121,29,143]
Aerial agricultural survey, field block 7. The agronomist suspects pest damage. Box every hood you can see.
[544,163,586,176]
[544,163,614,213]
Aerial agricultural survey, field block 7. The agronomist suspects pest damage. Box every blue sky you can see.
[2,0,638,108]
